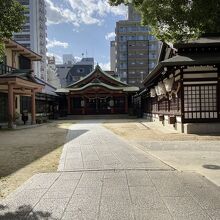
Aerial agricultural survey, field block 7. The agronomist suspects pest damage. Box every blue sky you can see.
[46,0,127,69]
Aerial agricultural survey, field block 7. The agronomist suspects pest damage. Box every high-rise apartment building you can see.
[13,0,47,80]
[110,41,116,71]
[115,5,160,86]
[47,56,61,88]
[63,54,75,65]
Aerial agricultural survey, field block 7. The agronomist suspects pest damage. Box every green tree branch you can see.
[0,0,26,61]
[109,0,220,43]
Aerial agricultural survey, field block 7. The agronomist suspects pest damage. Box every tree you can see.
[0,0,25,60]
[109,0,220,43]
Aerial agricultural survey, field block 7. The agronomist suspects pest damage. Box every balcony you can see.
[0,63,16,75]
[0,63,33,76]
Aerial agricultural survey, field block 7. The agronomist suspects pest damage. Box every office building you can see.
[56,63,73,88]
[115,5,160,87]
[66,58,94,85]
[13,0,47,80]
[110,41,116,71]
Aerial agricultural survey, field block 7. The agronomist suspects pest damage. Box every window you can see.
[77,68,84,73]
[21,43,30,49]
[18,0,29,5]
[138,36,144,40]
[129,80,136,84]
[14,34,30,41]
[184,85,218,119]
[129,71,135,75]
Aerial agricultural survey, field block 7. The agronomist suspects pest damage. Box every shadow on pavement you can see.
[0,205,7,211]
[66,129,89,141]
[203,164,220,170]
[0,205,56,220]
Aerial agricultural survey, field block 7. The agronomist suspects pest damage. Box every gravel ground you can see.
[0,121,72,199]
[104,120,220,141]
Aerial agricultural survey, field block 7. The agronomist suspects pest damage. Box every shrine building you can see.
[56,65,139,115]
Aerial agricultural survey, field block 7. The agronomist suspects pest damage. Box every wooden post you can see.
[82,97,86,115]
[13,94,16,119]
[111,107,114,114]
[67,95,71,114]
[217,66,220,120]
[111,96,114,114]
[31,89,36,124]
[8,83,14,128]
[125,95,128,113]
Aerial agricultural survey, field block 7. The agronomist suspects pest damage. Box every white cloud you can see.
[99,62,110,70]
[45,0,79,26]
[47,39,69,49]
[73,28,80,33]
[105,32,115,40]
[46,52,63,64]
[46,0,127,26]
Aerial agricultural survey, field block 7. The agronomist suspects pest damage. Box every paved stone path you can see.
[0,120,220,220]
[58,121,171,171]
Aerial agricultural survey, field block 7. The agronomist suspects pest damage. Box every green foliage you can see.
[109,0,220,43]
[0,0,26,60]
[0,42,4,62]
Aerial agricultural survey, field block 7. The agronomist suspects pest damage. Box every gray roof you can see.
[56,82,139,93]
[0,69,42,85]
[35,77,58,96]
[56,65,139,93]
[143,53,220,86]
[173,36,220,48]
[161,54,220,66]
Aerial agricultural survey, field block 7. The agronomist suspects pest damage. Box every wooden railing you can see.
[0,63,16,75]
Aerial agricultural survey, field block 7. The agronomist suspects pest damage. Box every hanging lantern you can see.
[150,88,156,97]
[155,85,161,96]
[164,77,174,92]
[81,100,85,107]
[158,81,166,95]
[109,99,114,107]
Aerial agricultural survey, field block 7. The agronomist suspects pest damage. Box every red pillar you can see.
[8,83,14,128]
[31,89,36,124]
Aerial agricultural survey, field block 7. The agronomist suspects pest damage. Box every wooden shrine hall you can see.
[0,39,44,128]
[56,65,139,115]
[135,34,220,134]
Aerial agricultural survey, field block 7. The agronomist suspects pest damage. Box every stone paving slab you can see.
[58,121,172,172]
[137,140,220,186]
[1,121,220,220]
[1,170,220,220]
